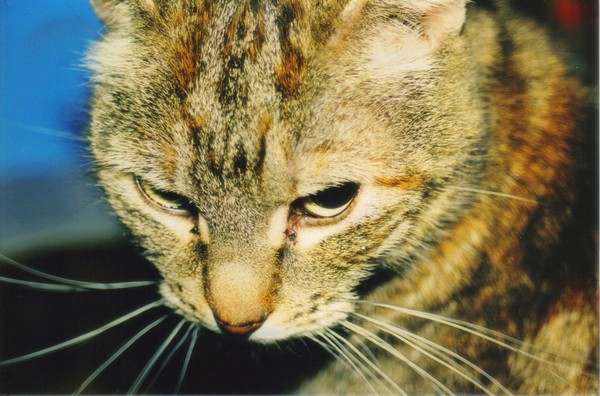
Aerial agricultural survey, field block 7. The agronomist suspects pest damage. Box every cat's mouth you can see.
[159,280,353,344]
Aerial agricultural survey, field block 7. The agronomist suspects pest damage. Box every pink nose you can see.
[216,317,264,336]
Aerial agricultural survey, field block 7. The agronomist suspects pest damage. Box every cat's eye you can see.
[135,176,192,212]
[301,182,359,218]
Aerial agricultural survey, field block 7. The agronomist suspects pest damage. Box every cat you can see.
[1,0,597,394]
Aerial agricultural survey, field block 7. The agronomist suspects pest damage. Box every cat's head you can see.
[88,0,485,342]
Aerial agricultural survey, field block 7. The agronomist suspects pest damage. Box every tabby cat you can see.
[5,0,597,394]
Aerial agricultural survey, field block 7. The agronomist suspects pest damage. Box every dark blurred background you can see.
[0,0,597,394]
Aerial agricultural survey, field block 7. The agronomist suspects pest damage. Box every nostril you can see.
[216,317,265,337]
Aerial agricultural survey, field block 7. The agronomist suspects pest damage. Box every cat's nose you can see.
[215,316,265,337]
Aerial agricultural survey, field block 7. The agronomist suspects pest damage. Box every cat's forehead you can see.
[90,0,444,196]
[152,0,343,101]
[151,1,354,192]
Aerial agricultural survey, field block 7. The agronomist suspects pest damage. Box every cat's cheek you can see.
[250,300,353,342]
[145,212,196,240]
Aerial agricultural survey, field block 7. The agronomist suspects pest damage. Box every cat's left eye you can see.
[135,176,192,212]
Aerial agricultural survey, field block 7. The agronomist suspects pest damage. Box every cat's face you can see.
[88,0,483,342]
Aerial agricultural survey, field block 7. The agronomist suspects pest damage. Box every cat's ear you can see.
[412,0,468,48]
[91,0,157,29]
[90,0,122,27]
[386,0,468,49]
[340,0,467,50]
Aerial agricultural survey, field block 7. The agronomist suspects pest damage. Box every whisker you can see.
[317,331,379,395]
[452,186,537,204]
[74,315,169,395]
[0,253,157,290]
[341,320,454,395]
[351,313,509,395]
[328,327,407,395]
[353,335,380,364]
[127,318,187,395]
[0,275,87,292]
[400,329,511,393]
[2,119,83,141]
[144,322,195,392]
[175,325,201,394]
[545,366,582,393]
[309,334,355,373]
[324,329,386,395]
[0,300,163,366]
[356,301,592,369]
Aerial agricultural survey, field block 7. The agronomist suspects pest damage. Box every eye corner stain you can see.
[285,229,297,241]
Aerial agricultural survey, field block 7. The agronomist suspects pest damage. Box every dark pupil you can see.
[309,182,359,209]
[157,190,187,208]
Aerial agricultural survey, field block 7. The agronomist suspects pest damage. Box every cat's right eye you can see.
[300,182,359,218]
[135,176,192,212]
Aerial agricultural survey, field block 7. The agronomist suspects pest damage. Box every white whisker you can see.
[318,331,379,395]
[74,315,169,395]
[0,253,157,290]
[453,186,537,204]
[545,366,582,393]
[324,329,388,395]
[328,327,407,395]
[127,318,187,395]
[353,335,380,364]
[144,322,195,392]
[341,320,454,395]
[0,300,163,366]
[175,325,201,394]
[0,275,87,292]
[351,312,509,395]
[357,301,593,371]
[309,334,355,373]
[2,119,83,141]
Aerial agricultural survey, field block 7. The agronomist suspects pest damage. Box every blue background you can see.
[0,2,119,254]
[0,1,102,180]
